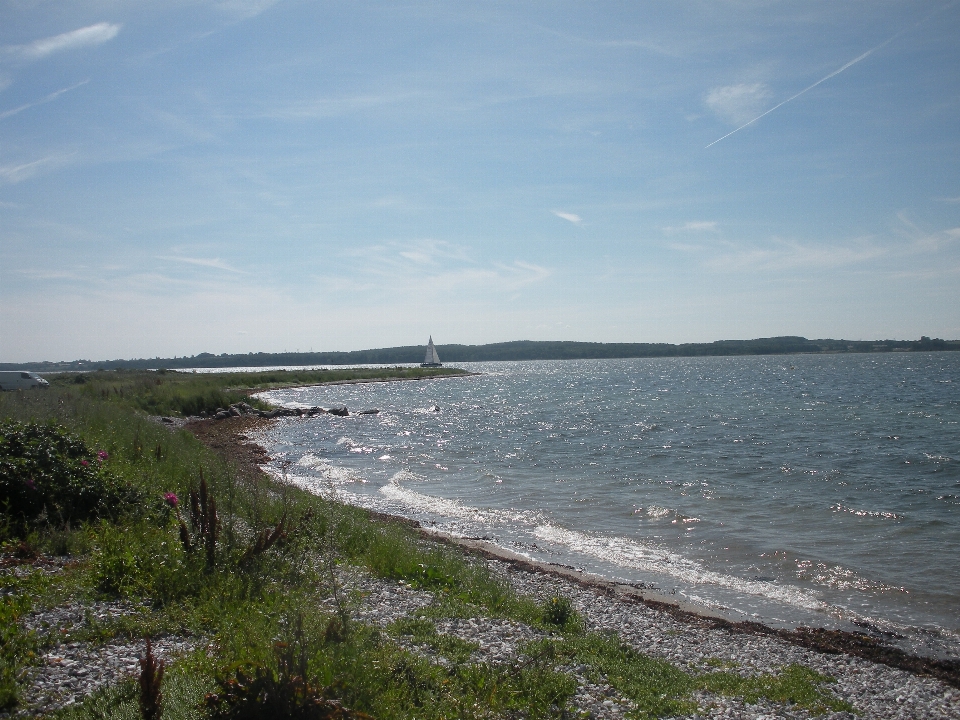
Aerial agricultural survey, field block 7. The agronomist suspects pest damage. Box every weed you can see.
[524,632,853,718]
[388,617,479,664]
[138,638,164,720]
[182,472,219,570]
[0,595,37,710]
[699,663,854,715]
[540,594,579,630]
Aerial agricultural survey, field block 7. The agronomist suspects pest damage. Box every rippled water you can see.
[254,353,960,657]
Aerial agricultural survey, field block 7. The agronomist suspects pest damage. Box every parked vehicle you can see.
[0,371,50,390]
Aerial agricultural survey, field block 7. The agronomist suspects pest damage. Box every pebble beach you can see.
[10,545,960,719]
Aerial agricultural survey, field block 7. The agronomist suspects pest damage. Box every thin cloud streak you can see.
[664,221,717,233]
[0,153,78,184]
[12,23,121,61]
[553,210,582,224]
[156,256,248,274]
[0,80,89,121]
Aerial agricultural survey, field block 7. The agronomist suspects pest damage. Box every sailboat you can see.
[421,336,442,367]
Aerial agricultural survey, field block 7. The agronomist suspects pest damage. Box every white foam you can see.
[531,524,828,612]
[296,453,325,469]
[273,457,365,486]
[379,476,546,526]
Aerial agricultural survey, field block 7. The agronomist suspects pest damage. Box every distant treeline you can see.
[4,336,959,372]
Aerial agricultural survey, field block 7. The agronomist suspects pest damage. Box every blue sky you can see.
[2,1,959,362]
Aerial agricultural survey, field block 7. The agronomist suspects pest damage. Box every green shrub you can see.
[93,522,203,601]
[0,421,142,535]
[540,595,575,628]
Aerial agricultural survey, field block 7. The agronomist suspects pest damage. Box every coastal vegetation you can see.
[5,335,958,373]
[1,374,855,718]
[45,367,467,418]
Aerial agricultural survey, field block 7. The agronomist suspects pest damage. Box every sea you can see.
[249,352,960,659]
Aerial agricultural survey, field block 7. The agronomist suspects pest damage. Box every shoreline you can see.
[238,368,478,394]
[185,413,960,691]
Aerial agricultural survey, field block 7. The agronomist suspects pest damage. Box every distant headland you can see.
[4,336,958,372]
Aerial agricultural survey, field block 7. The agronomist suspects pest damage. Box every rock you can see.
[358,409,380,415]
[327,406,349,416]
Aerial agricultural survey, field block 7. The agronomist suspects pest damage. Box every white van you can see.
[0,371,50,390]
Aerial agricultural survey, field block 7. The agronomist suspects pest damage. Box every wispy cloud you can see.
[156,256,248,274]
[552,210,582,224]
[0,153,78,184]
[706,239,886,272]
[668,234,888,273]
[367,259,550,295]
[704,84,771,126]
[935,196,960,204]
[664,221,718,234]
[332,239,550,295]
[17,269,80,281]
[344,239,471,267]
[215,0,282,21]
[9,23,121,61]
[894,213,960,253]
[0,80,89,121]
[262,91,422,120]
[141,107,217,142]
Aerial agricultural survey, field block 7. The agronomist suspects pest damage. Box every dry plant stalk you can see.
[177,469,220,568]
[138,638,164,720]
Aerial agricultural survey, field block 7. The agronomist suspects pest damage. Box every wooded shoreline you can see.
[6,335,959,372]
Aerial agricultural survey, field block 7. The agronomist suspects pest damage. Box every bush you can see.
[0,421,142,535]
[541,595,575,628]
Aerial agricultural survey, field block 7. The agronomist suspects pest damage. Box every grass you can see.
[521,633,854,719]
[0,375,855,719]
[51,366,468,417]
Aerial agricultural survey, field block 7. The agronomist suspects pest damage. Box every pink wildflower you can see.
[163,492,179,507]
[81,460,89,467]
[97,450,109,462]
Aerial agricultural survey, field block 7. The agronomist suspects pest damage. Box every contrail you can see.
[0,79,90,121]
[705,3,958,148]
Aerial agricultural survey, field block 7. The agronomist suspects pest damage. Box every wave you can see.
[270,459,939,641]
[531,524,827,612]
[379,475,548,526]
[379,476,828,613]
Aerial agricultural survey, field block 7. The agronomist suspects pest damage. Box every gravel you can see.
[9,556,959,719]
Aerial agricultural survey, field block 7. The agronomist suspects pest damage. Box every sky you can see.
[1,1,959,362]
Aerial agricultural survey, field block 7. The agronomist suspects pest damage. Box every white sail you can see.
[422,336,442,366]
